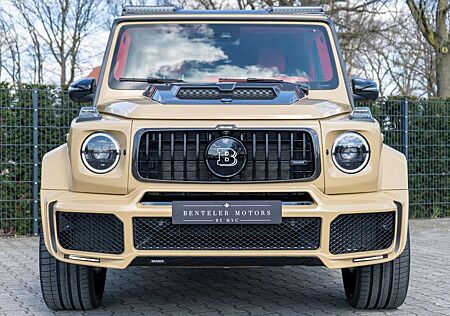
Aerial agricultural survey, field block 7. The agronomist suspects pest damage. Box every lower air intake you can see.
[329,212,395,255]
[133,217,321,251]
[57,212,124,254]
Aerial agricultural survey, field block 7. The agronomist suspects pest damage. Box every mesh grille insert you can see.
[57,212,124,254]
[329,212,395,255]
[133,217,321,251]
[176,87,276,100]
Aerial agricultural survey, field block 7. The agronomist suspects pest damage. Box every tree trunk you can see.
[60,60,66,87]
[436,48,450,97]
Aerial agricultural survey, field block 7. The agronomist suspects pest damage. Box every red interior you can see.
[257,47,286,73]
[314,31,333,81]
[113,30,131,80]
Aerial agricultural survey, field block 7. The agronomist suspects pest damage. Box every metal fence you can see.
[0,88,449,236]
[367,99,450,219]
[1,89,80,236]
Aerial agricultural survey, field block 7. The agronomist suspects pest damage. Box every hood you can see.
[98,96,351,120]
[97,81,352,120]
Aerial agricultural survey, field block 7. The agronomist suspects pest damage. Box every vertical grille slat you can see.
[302,132,306,158]
[158,133,162,179]
[277,132,282,180]
[183,132,187,181]
[170,132,175,180]
[195,133,200,181]
[265,133,269,181]
[240,132,245,181]
[135,129,317,182]
[290,132,294,179]
[145,133,149,160]
[252,133,257,181]
[145,133,150,178]
[302,132,306,178]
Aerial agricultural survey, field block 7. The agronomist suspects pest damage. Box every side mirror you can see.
[69,78,97,103]
[352,78,379,101]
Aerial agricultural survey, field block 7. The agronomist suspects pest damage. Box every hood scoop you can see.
[144,82,305,105]
[177,87,276,100]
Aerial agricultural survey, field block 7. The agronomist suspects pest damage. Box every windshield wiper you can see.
[119,77,185,83]
[219,77,284,83]
[219,77,309,95]
[246,77,285,83]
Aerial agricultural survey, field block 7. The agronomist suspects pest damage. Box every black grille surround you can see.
[329,212,395,255]
[133,217,321,251]
[56,212,124,255]
[177,87,277,100]
[133,128,320,183]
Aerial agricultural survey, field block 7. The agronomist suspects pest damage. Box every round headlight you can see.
[332,132,370,173]
[81,133,120,173]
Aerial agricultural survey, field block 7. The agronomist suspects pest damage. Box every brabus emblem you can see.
[205,136,247,178]
[216,148,238,167]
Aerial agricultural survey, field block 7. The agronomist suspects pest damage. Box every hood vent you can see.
[177,87,276,100]
[144,82,305,105]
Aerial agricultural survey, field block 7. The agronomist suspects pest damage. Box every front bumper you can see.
[41,185,408,269]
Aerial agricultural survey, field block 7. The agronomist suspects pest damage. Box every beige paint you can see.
[99,98,352,120]
[321,117,383,194]
[40,14,409,270]
[40,113,409,270]
[40,187,408,270]
[67,118,132,194]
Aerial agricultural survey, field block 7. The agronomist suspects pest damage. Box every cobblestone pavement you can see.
[0,219,449,316]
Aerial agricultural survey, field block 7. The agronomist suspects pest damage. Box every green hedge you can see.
[0,85,81,235]
[366,98,450,218]
[0,84,449,235]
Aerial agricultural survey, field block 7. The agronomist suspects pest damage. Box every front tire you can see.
[342,234,410,309]
[39,233,107,310]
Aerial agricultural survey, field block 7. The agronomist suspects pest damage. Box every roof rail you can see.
[268,6,325,15]
[122,6,181,16]
[121,5,325,16]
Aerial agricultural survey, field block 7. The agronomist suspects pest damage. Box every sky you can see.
[0,0,159,84]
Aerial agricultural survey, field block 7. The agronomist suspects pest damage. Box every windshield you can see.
[109,23,338,90]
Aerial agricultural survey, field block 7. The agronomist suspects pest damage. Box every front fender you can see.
[41,144,70,190]
[379,145,408,190]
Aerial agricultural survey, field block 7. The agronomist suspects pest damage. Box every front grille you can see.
[329,212,395,255]
[57,212,124,254]
[134,129,317,182]
[177,87,276,100]
[133,217,321,250]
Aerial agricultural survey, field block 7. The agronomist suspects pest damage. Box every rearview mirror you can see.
[69,78,97,103]
[352,78,379,101]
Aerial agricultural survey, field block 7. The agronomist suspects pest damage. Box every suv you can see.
[39,6,410,310]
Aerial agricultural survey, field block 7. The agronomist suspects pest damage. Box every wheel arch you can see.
[379,144,408,190]
[41,144,70,190]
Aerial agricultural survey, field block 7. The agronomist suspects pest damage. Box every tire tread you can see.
[39,234,106,310]
[342,233,410,309]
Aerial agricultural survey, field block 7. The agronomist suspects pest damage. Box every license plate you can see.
[172,200,282,225]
